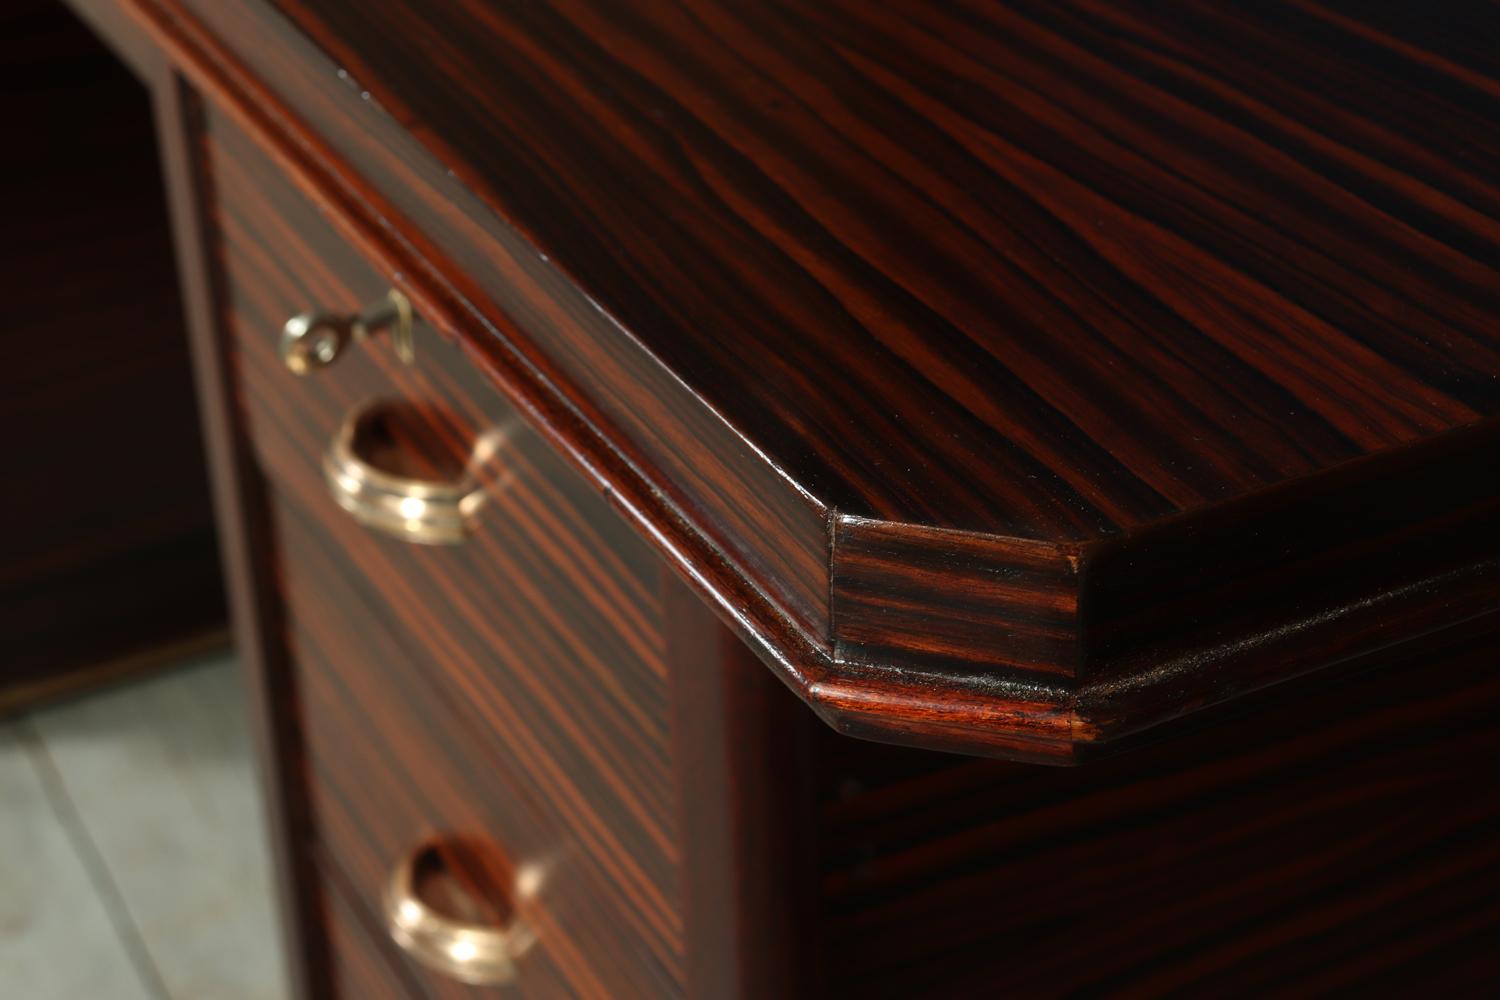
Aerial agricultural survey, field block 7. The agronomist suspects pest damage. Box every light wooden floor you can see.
[0,651,290,999]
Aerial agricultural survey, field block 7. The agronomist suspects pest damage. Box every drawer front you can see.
[320,866,422,1000]
[201,107,684,996]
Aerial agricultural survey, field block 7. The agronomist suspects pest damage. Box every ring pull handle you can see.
[323,398,510,546]
[280,288,415,374]
[384,838,535,986]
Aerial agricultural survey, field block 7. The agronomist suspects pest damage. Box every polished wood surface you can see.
[816,624,1500,996]
[1,0,222,703]
[320,867,419,1000]
[106,0,1500,757]
[48,1,1500,994]
[206,104,683,996]
[259,0,1500,534]
[665,571,822,998]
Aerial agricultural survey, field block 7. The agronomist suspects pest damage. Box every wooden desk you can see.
[39,0,1500,994]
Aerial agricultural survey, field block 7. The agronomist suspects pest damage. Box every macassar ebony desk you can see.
[34,0,1500,994]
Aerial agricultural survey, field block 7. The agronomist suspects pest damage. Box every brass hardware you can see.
[384,839,535,986]
[323,399,510,545]
[280,288,414,374]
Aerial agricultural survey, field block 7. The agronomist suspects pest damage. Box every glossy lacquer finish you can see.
[815,624,1500,996]
[57,1,1500,994]
[285,0,1500,534]
[132,0,1500,758]
[0,0,222,705]
[203,108,683,996]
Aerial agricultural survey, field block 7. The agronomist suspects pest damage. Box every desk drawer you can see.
[320,864,418,1000]
[201,106,684,996]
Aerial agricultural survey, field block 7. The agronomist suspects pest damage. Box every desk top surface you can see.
[133,0,1500,757]
[267,0,1500,543]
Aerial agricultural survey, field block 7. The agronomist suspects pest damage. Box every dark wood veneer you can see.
[665,570,824,998]
[206,105,685,995]
[262,0,1500,537]
[50,1,1500,994]
[106,0,1500,758]
[817,625,1500,996]
[319,864,423,1000]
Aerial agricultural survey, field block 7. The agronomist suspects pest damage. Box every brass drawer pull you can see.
[280,288,414,374]
[384,839,535,986]
[323,399,510,546]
